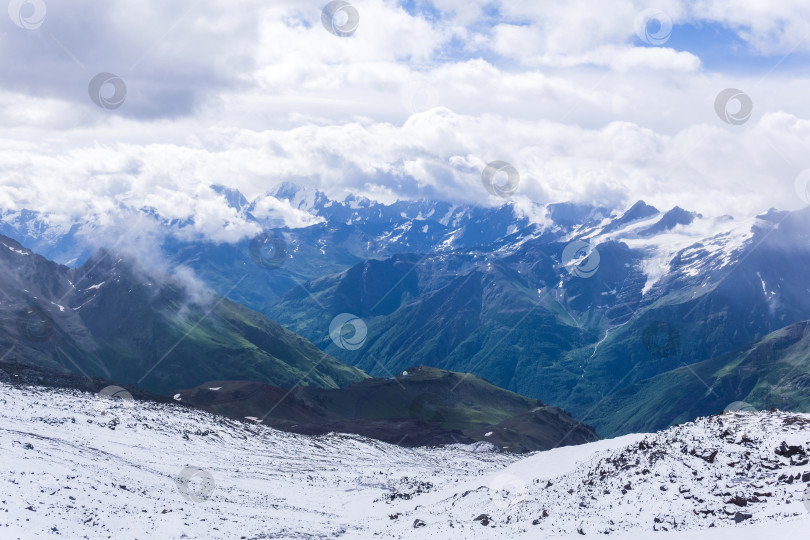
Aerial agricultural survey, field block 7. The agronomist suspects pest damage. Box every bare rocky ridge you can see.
[175,366,598,452]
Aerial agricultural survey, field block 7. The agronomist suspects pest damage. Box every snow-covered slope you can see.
[0,383,515,539]
[2,383,809,539]
[387,411,810,538]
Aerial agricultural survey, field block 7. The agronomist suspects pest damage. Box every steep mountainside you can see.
[0,235,365,396]
[267,204,810,436]
[591,319,810,436]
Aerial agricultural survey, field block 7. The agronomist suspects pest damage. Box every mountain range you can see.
[0,232,595,451]
[3,184,810,438]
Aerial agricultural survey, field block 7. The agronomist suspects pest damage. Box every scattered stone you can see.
[726,495,747,507]
[473,514,491,526]
[775,442,805,458]
[733,511,752,523]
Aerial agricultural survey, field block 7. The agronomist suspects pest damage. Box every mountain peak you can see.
[601,200,660,234]
[638,205,700,236]
[210,185,249,212]
[626,200,659,215]
[82,247,126,272]
[757,207,789,224]
[269,181,322,200]
[267,182,331,213]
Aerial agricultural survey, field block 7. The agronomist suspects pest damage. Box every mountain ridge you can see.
[0,234,366,397]
[175,365,599,452]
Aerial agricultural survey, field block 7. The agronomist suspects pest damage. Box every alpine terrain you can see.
[1,382,809,538]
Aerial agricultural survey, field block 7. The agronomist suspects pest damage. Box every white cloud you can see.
[1,0,810,248]
[684,0,810,55]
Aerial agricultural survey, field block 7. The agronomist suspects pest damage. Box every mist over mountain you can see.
[0,233,365,396]
[5,185,810,440]
[258,189,810,436]
[0,230,601,453]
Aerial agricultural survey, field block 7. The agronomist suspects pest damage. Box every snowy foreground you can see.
[1,383,809,539]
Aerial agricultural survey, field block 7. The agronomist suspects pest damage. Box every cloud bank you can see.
[1,0,809,244]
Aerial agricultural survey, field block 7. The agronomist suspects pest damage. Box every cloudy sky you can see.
[1,0,810,242]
